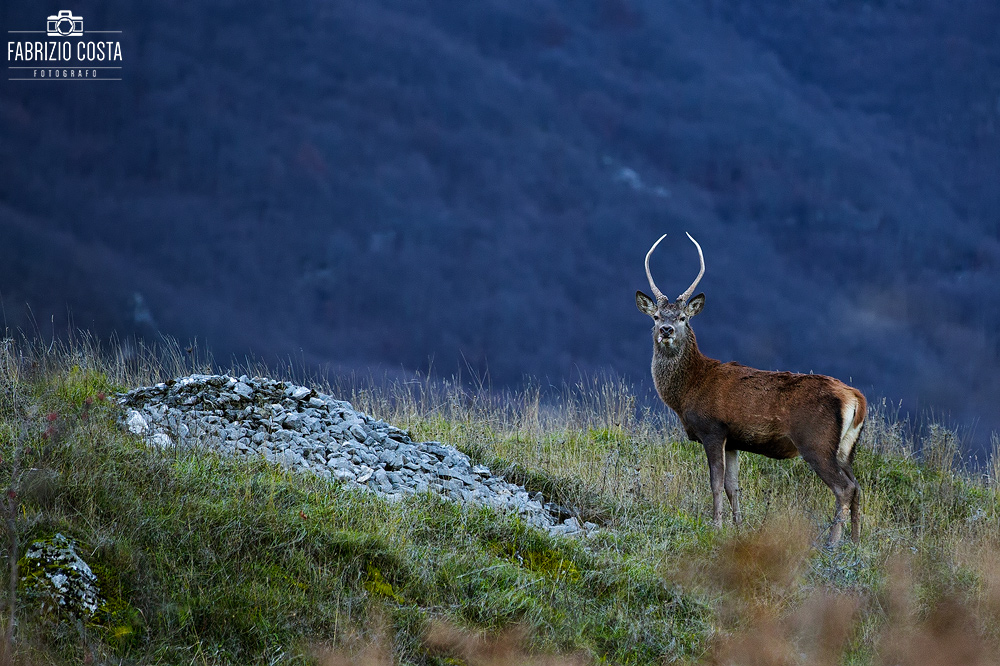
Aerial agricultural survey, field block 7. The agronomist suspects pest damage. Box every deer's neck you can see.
[651,333,711,412]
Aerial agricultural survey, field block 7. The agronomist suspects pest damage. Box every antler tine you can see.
[676,232,705,304]
[644,234,668,301]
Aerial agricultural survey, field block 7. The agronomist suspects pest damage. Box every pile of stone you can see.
[119,374,595,536]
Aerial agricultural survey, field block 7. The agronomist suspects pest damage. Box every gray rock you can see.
[425,444,450,459]
[118,373,590,537]
[332,469,356,482]
[288,386,312,400]
[125,410,148,435]
[149,432,172,448]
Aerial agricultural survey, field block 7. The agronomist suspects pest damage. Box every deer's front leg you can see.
[703,440,727,528]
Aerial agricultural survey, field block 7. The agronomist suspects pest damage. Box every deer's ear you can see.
[685,293,705,317]
[636,291,657,316]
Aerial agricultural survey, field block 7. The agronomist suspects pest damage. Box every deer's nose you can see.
[659,324,674,337]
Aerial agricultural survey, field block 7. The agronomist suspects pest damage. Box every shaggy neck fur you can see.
[651,330,711,412]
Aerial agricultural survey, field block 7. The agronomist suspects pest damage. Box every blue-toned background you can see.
[2,1,998,448]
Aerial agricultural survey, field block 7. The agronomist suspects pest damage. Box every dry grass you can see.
[337,372,1000,541]
[3,337,1000,664]
[310,516,1000,666]
[328,371,1000,664]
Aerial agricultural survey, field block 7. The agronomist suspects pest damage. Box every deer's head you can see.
[636,233,705,352]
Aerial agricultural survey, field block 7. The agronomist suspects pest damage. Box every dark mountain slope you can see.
[1,0,997,444]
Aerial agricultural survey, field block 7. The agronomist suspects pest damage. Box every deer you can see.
[636,233,866,545]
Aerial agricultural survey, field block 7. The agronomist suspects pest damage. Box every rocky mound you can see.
[119,374,595,536]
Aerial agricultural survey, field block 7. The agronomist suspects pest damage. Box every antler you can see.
[676,232,705,304]
[644,234,668,301]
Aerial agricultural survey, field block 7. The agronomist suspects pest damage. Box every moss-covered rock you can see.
[19,533,102,620]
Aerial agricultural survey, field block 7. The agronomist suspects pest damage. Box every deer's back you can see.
[679,361,862,459]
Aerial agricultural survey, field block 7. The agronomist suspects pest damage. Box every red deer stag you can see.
[636,233,866,544]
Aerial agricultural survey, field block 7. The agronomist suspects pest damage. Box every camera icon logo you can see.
[46,10,83,37]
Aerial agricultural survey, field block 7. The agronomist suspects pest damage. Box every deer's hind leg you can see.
[798,445,859,546]
[724,448,742,526]
[842,462,861,542]
[837,404,864,542]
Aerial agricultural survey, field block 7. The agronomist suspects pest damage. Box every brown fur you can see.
[638,280,866,545]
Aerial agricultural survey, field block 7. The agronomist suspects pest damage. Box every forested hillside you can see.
[1,0,998,446]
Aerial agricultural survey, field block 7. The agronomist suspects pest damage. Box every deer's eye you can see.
[679,316,686,322]
[653,314,660,320]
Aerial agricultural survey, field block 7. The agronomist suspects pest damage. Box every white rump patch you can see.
[837,398,862,465]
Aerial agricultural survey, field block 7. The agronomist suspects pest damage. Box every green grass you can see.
[1,338,1000,664]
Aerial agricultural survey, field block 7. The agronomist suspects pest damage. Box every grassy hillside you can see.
[1,337,999,665]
